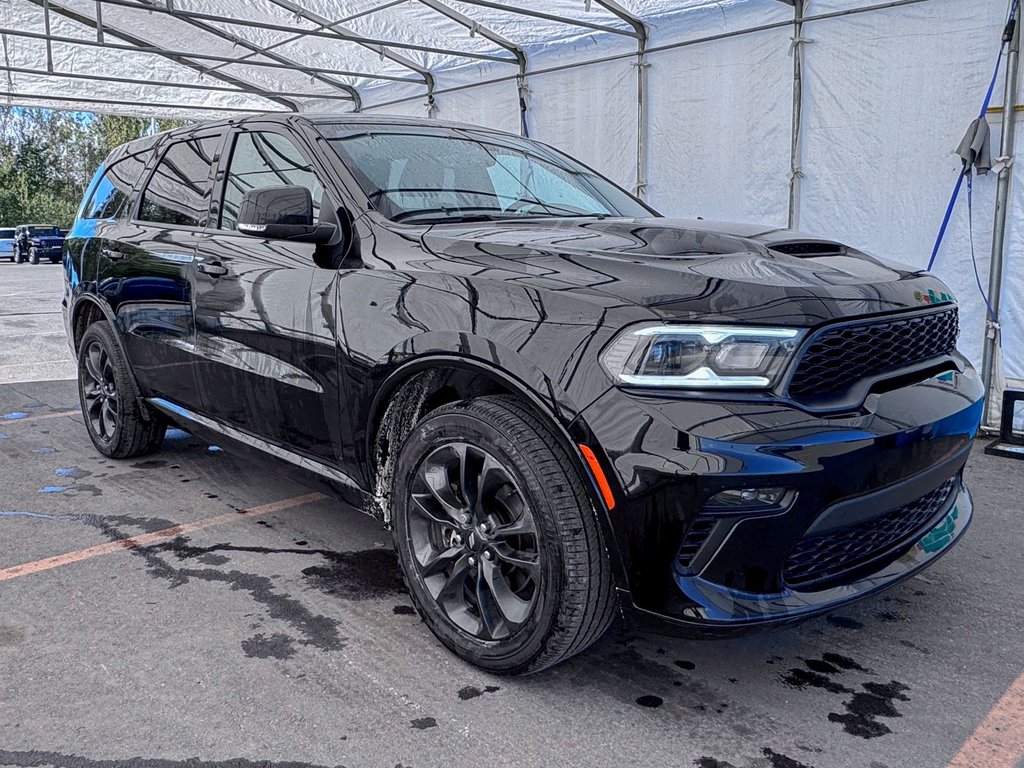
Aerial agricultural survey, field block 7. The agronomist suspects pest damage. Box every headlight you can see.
[600,324,804,388]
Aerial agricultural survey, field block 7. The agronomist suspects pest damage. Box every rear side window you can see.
[220,131,323,230]
[139,136,220,228]
[83,153,148,220]
[0,229,14,238]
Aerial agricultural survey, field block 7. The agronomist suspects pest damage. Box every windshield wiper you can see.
[392,208,513,224]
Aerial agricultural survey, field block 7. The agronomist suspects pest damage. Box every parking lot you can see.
[1,261,1023,768]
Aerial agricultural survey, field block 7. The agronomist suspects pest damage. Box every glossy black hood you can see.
[419,217,950,326]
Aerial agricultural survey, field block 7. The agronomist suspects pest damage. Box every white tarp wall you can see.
[363,0,1021,388]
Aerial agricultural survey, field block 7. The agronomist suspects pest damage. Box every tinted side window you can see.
[139,137,220,228]
[220,131,323,230]
[83,153,148,220]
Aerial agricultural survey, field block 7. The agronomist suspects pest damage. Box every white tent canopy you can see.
[1,0,1021,417]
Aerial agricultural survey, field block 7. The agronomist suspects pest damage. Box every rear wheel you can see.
[391,396,616,674]
[29,249,38,264]
[77,321,165,459]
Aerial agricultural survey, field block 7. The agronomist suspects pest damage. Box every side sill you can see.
[147,397,362,492]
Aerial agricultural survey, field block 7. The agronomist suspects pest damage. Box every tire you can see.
[391,395,616,674]
[29,249,38,265]
[77,320,165,459]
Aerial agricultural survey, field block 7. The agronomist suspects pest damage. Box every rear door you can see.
[110,129,226,411]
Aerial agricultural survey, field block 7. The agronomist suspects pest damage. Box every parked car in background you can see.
[0,228,16,261]
[63,114,983,674]
[15,224,65,264]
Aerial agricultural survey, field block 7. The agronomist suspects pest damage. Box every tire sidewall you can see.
[392,407,567,672]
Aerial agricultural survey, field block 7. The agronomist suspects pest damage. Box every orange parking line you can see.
[948,671,1024,768]
[0,491,326,582]
[1,410,80,425]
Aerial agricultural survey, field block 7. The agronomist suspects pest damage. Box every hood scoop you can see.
[769,240,846,257]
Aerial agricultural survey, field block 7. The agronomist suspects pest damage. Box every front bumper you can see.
[577,362,984,635]
[33,246,62,260]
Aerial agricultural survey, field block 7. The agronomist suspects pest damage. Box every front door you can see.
[192,127,341,463]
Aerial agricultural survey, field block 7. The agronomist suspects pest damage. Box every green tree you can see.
[0,107,190,228]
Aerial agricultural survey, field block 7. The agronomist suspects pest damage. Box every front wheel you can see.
[392,396,616,674]
[77,321,165,459]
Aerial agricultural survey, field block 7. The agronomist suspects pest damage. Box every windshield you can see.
[322,126,654,224]
[28,226,61,237]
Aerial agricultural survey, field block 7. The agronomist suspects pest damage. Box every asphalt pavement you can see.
[1,260,1022,768]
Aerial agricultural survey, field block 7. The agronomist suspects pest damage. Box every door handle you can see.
[196,260,228,277]
[102,248,124,260]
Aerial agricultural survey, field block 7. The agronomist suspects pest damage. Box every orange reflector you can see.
[579,444,616,510]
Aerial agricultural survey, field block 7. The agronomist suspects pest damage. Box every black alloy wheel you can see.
[407,441,540,641]
[76,320,166,459]
[392,396,616,674]
[81,340,119,444]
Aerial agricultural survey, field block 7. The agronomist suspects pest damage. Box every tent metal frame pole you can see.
[0,89,288,114]
[93,0,518,65]
[263,0,436,112]
[21,2,301,111]
[0,26,415,83]
[200,0,408,80]
[0,64,357,101]
[590,1,648,198]
[130,0,362,110]
[787,0,807,230]
[981,7,1022,427]
[446,0,641,38]
[42,0,53,73]
[415,0,527,130]
[585,1,647,198]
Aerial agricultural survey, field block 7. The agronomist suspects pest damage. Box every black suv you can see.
[64,115,983,673]
[16,224,65,264]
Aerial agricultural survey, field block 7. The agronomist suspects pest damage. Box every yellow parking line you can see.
[0,491,326,582]
[1,409,80,424]
[947,671,1024,768]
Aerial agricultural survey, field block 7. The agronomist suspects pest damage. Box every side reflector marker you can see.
[579,444,616,511]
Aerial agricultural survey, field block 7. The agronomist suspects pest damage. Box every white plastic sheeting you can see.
[0,0,1020,387]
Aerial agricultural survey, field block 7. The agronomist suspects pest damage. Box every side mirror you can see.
[236,185,336,244]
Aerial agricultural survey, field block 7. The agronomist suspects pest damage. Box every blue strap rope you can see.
[927,0,1020,272]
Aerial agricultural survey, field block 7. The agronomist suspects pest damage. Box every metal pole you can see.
[635,42,650,200]
[981,9,1022,427]
[42,0,53,74]
[788,0,806,230]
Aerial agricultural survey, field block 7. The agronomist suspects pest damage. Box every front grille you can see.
[676,518,717,570]
[787,307,959,402]
[783,476,959,590]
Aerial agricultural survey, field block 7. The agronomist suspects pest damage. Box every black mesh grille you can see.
[676,518,717,570]
[783,477,959,590]
[788,307,959,401]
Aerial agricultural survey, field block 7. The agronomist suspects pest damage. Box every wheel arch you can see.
[70,294,152,421]
[365,353,627,588]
